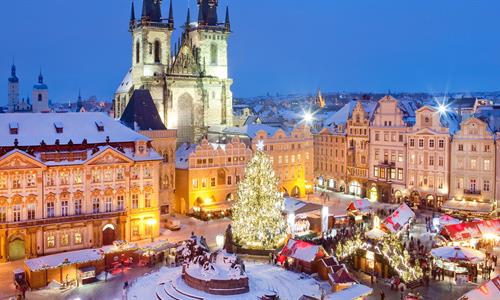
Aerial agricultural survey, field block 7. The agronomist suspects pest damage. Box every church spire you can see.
[197,0,219,26]
[38,70,44,84]
[224,6,230,31]
[129,2,136,30]
[167,0,174,29]
[185,7,191,27]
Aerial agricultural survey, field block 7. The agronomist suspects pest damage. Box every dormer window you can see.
[54,122,63,134]
[9,122,18,135]
[95,121,104,132]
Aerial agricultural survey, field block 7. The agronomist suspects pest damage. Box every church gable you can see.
[0,150,46,170]
[170,43,201,76]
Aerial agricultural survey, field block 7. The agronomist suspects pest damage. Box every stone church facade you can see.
[114,0,233,144]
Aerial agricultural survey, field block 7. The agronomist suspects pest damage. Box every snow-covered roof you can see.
[0,112,149,147]
[382,203,415,233]
[441,199,495,213]
[175,143,197,169]
[25,249,103,271]
[116,68,133,94]
[326,284,373,300]
[280,239,325,262]
[458,276,500,300]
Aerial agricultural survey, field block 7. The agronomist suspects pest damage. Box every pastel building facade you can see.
[0,113,162,262]
[313,126,346,192]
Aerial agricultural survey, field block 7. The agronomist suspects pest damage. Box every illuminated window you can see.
[47,236,55,248]
[116,168,124,181]
[201,178,207,188]
[27,204,35,220]
[75,199,82,215]
[13,205,21,222]
[93,198,100,213]
[484,160,491,171]
[192,179,198,189]
[74,171,83,184]
[131,194,139,209]
[144,167,152,179]
[0,176,6,189]
[74,232,82,245]
[12,176,21,189]
[0,207,5,222]
[47,202,55,218]
[144,193,151,208]
[104,169,113,182]
[61,234,69,246]
[61,200,69,216]
[60,171,69,185]
[105,197,112,212]
[117,195,124,211]
[26,174,36,187]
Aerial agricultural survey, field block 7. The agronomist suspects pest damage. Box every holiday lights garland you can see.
[232,149,287,249]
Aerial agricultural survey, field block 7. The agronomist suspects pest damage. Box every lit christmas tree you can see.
[232,142,286,249]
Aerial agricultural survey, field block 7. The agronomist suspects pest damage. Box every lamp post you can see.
[146,219,157,242]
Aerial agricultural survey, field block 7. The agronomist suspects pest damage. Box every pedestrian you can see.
[105,269,108,282]
[122,281,129,299]
[380,289,385,300]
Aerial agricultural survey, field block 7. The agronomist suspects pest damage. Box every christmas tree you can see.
[232,145,286,249]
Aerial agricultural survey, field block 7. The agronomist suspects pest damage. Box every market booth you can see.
[438,219,500,249]
[284,197,330,237]
[278,239,328,274]
[382,203,415,234]
[347,198,372,223]
[458,275,500,300]
[441,199,496,219]
[24,249,105,289]
[430,246,486,281]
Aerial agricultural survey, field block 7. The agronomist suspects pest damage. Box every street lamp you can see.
[146,218,157,242]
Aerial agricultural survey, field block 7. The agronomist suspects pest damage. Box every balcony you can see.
[464,189,481,195]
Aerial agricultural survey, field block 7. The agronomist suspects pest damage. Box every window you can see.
[470,179,477,191]
[13,205,21,222]
[390,169,396,180]
[210,177,216,187]
[201,178,207,188]
[439,139,444,148]
[0,207,5,222]
[47,202,55,218]
[131,167,140,179]
[117,195,124,211]
[154,40,161,63]
[374,150,379,160]
[470,159,477,169]
[399,135,404,142]
[47,236,55,248]
[131,194,139,209]
[398,169,403,180]
[471,144,477,152]
[26,174,36,187]
[192,179,198,189]
[429,156,434,166]
[0,176,6,189]
[27,204,35,220]
[92,170,101,183]
[398,152,403,162]
[429,139,435,148]
[74,232,82,245]
[458,144,464,151]
[227,176,232,185]
[38,94,42,102]
[144,193,151,208]
[12,176,21,189]
[457,178,463,189]
[484,180,490,192]
[383,133,388,142]
[375,133,380,141]
[92,198,100,213]
[116,168,124,181]
[105,197,112,212]
[61,234,69,247]
[484,160,491,171]
[74,171,83,184]
[484,145,491,152]
[374,166,379,177]
[210,44,218,65]
[61,200,69,217]
[132,222,140,238]
[437,177,443,189]
[75,199,82,215]
[438,157,444,167]
[46,173,55,186]
[236,175,240,184]
[60,171,69,185]
[418,139,424,148]
[136,41,140,63]
[104,169,112,182]
[144,167,152,179]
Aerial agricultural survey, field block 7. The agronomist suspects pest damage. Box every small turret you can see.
[167,0,174,29]
[224,6,231,31]
[197,0,219,26]
[38,70,44,84]
[8,63,18,83]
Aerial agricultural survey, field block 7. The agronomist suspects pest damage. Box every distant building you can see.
[0,113,162,262]
[313,125,346,192]
[31,72,49,113]
[6,64,50,113]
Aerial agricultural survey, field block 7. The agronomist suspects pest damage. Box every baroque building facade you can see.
[114,0,233,144]
[313,126,346,192]
[0,113,161,262]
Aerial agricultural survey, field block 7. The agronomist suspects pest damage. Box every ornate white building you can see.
[114,0,233,144]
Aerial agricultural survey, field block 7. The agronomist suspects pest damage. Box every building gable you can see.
[85,148,134,166]
[0,150,46,171]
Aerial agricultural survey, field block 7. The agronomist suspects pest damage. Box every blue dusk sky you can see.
[0,0,499,103]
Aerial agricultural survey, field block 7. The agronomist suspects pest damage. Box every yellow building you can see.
[175,137,252,214]
[0,113,162,262]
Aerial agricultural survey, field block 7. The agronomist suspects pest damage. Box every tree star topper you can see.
[256,140,265,151]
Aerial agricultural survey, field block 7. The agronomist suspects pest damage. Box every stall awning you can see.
[346,198,372,214]
[284,197,323,215]
[200,201,232,212]
[382,203,415,233]
[441,219,500,241]
[441,200,494,213]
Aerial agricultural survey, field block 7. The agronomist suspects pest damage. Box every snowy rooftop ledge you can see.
[25,249,103,272]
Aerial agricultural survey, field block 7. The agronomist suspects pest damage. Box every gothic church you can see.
[114,0,233,143]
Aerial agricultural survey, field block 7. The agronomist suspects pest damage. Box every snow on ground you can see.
[128,263,325,300]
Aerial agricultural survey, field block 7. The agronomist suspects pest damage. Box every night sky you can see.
[1,0,499,103]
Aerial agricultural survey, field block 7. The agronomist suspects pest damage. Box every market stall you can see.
[347,198,372,222]
[433,215,461,231]
[101,240,139,272]
[441,199,496,219]
[278,239,328,274]
[24,249,105,289]
[438,219,500,250]
[135,239,176,267]
[382,203,415,234]
[284,197,329,237]
[458,275,500,300]
[430,246,486,281]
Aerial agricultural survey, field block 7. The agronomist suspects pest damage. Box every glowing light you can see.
[216,234,224,249]
[373,216,380,229]
[146,219,157,226]
[256,139,265,151]
[303,111,314,123]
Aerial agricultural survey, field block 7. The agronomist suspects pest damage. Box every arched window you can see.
[210,44,218,65]
[154,40,161,63]
[38,94,42,102]
[135,41,140,64]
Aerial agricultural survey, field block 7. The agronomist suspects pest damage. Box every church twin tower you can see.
[114,0,233,143]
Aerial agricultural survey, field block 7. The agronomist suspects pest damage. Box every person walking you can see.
[380,289,385,300]
[122,281,129,300]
